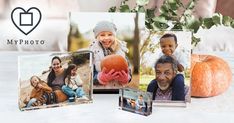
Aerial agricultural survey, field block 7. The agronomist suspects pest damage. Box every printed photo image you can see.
[140,30,191,106]
[18,51,93,111]
[119,88,152,116]
[68,12,145,92]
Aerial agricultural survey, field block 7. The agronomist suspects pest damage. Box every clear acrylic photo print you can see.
[140,30,191,107]
[18,51,93,111]
[119,88,152,116]
[68,12,145,93]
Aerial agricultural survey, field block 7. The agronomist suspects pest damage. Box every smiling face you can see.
[30,76,40,88]
[155,63,176,91]
[52,58,61,73]
[160,37,178,56]
[97,31,115,49]
[138,95,143,102]
[70,67,77,76]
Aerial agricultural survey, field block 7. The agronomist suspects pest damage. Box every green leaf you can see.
[152,22,169,30]
[160,4,169,13]
[169,2,179,11]
[159,13,170,20]
[176,0,184,8]
[187,20,200,33]
[222,16,232,26]
[171,23,183,30]
[192,34,201,47]
[146,9,155,19]
[185,16,200,33]
[212,14,222,25]
[146,21,153,29]
[152,16,167,23]
[231,20,234,28]
[203,18,215,29]
[138,6,145,12]
[168,8,177,16]
[119,5,130,12]
[108,6,116,12]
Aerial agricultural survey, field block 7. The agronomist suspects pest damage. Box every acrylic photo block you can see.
[119,88,152,116]
[68,12,145,93]
[18,51,93,111]
[139,30,192,107]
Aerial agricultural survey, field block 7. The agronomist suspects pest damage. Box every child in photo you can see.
[159,33,187,72]
[26,75,53,107]
[135,95,146,112]
[62,64,85,100]
[89,20,131,85]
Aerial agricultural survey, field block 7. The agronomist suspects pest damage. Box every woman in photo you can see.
[47,56,68,103]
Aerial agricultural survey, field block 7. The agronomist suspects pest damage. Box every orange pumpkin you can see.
[101,54,128,72]
[191,54,232,97]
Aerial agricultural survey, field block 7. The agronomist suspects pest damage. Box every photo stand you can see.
[68,12,146,93]
[18,50,93,111]
[140,30,192,107]
[119,88,152,116]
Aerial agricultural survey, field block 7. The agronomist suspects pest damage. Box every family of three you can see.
[26,56,86,107]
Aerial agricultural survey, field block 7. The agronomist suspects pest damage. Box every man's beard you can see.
[157,81,170,91]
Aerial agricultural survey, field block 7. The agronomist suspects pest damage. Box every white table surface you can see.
[0,52,233,123]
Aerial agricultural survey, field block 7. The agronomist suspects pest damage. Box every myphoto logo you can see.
[11,7,41,35]
[7,7,45,45]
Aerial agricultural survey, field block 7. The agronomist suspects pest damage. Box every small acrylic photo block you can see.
[119,88,152,116]
[18,51,93,111]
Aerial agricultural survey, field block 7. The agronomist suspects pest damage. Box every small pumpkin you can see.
[101,54,128,72]
[191,54,232,97]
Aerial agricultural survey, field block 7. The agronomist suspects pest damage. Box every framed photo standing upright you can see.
[68,12,145,93]
[140,30,192,107]
[18,51,93,111]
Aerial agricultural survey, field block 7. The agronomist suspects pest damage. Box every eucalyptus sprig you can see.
[109,0,234,47]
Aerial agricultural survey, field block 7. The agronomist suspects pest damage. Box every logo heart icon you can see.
[11,7,41,35]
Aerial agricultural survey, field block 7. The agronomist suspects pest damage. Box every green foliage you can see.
[108,0,234,47]
[120,5,130,12]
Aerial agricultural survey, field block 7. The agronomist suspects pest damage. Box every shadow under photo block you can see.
[68,12,145,93]
[18,51,93,111]
[140,30,192,107]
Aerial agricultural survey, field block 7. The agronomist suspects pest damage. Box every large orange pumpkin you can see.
[191,54,232,97]
[101,54,128,72]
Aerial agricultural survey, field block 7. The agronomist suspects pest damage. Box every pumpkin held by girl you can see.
[191,54,232,97]
[100,54,128,73]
